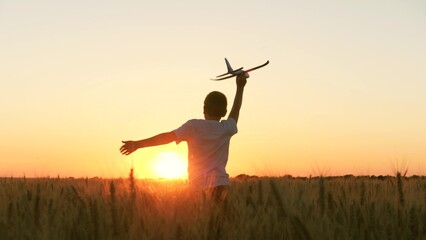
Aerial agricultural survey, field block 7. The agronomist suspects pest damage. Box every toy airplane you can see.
[211,58,269,81]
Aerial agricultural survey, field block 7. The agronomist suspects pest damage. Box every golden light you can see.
[153,152,187,179]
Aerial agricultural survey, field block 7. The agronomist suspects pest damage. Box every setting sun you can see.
[152,152,187,179]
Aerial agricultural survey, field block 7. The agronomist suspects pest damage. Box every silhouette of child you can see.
[120,73,248,202]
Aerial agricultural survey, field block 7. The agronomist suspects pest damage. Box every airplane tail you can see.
[215,58,244,78]
[225,58,233,73]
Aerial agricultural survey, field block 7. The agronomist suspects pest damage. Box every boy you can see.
[120,73,248,201]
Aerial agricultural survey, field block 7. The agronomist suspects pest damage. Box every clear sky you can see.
[1,0,425,178]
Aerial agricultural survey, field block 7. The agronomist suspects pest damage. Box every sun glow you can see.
[153,152,187,179]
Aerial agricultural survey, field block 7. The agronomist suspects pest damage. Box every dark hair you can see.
[204,91,227,117]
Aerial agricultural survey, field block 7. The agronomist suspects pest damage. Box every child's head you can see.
[204,91,227,119]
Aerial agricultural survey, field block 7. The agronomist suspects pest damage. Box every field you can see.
[0,173,425,240]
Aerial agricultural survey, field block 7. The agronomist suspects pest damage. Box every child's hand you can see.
[120,141,137,155]
[236,72,248,88]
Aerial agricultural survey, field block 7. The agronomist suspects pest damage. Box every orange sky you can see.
[1,1,425,178]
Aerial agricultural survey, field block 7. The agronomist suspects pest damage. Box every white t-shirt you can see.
[173,118,238,190]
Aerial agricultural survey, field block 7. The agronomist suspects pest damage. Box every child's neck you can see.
[204,114,221,121]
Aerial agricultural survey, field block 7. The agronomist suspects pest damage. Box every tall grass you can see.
[0,175,424,239]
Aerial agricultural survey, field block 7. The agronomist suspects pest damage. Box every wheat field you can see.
[0,173,424,240]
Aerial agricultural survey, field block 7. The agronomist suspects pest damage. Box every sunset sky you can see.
[1,1,425,178]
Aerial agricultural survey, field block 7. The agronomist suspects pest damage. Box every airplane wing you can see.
[216,72,230,78]
[211,74,237,81]
[245,61,269,73]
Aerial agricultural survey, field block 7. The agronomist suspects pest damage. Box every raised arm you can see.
[120,131,177,155]
[228,73,248,123]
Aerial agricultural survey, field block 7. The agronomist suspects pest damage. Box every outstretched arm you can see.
[228,73,248,123]
[120,131,177,155]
